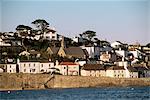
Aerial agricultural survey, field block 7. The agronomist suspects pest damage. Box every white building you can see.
[19,61,40,73]
[81,64,106,77]
[80,45,100,58]
[55,62,79,75]
[0,38,11,46]
[40,61,55,73]
[6,64,17,73]
[106,66,126,78]
[43,28,57,40]
[18,60,55,73]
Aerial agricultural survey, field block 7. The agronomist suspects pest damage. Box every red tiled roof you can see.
[60,62,78,65]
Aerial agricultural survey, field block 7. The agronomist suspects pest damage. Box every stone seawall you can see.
[53,75,150,88]
[0,73,150,90]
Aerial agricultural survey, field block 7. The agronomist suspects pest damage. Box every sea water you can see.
[0,86,150,100]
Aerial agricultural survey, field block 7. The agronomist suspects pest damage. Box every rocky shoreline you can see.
[0,73,150,91]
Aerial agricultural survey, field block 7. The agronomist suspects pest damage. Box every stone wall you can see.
[0,73,150,90]
[53,75,150,88]
[0,73,50,90]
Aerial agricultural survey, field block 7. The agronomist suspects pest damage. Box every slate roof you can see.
[133,66,148,71]
[127,67,138,72]
[51,47,60,54]
[60,62,78,65]
[82,64,105,70]
[64,47,85,58]
[107,66,125,70]
[82,49,89,57]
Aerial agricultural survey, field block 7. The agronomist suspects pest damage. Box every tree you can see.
[16,25,32,31]
[146,43,150,48]
[82,30,96,41]
[16,25,32,37]
[31,19,49,34]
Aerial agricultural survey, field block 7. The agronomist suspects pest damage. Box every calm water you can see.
[0,87,150,100]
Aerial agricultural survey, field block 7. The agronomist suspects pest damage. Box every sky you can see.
[0,0,149,44]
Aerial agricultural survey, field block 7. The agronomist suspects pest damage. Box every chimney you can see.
[61,36,66,48]
[56,60,59,66]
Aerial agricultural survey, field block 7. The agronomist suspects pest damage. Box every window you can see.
[24,69,26,72]
[49,64,51,67]
[114,75,116,77]
[64,67,66,69]
[122,71,123,73]
[29,64,30,67]
[10,70,11,72]
[24,64,26,67]
[41,64,43,67]
[114,71,116,73]
[122,75,124,77]
[34,64,35,66]
[32,69,35,72]
[118,71,120,73]
[118,75,119,77]
[10,65,11,68]
[52,36,55,38]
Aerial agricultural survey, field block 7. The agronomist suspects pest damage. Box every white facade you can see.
[81,46,100,58]
[40,62,54,73]
[6,64,17,73]
[111,41,122,48]
[129,72,138,78]
[115,50,128,61]
[55,63,79,75]
[0,38,11,46]
[129,50,143,59]
[81,70,106,77]
[19,62,40,73]
[19,61,55,73]
[106,69,126,78]
[43,30,57,40]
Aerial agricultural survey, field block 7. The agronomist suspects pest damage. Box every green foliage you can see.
[82,30,96,41]
[31,19,49,34]
[16,25,32,31]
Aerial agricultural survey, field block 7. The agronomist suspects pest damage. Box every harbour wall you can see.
[0,73,150,90]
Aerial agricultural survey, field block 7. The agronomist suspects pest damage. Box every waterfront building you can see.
[106,66,126,78]
[81,64,106,77]
[18,60,55,73]
[6,64,17,73]
[55,61,79,76]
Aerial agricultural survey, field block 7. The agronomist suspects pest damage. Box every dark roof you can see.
[20,60,52,63]
[107,66,125,70]
[51,47,59,54]
[82,64,105,70]
[133,66,148,71]
[60,62,78,65]
[64,47,85,58]
[82,49,89,57]
[127,67,137,72]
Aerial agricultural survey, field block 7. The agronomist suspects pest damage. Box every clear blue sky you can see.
[0,0,149,44]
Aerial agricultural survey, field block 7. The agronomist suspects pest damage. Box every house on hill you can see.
[46,47,60,55]
[57,36,87,59]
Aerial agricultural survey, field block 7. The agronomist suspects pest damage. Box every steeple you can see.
[61,36,66,48]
